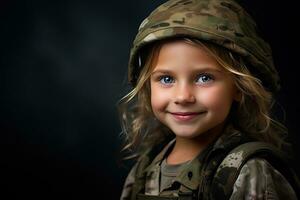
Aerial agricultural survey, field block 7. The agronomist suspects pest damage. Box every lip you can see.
[169,111,206,121]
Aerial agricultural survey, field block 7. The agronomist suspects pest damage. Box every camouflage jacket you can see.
[120,129,298,200]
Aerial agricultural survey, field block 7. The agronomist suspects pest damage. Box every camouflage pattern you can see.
[210,142,300,199]
[230,159,297,200]
[128,0,280,93]
[121,159,298,200]
[120,125,299,200]
[120,164,138,200]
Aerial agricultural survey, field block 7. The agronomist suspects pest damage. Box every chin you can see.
[172,129,201,139]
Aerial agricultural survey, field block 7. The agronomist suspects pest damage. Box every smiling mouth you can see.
[169,111,206,121]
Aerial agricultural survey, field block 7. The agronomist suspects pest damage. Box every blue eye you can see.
[196,74,213,84]
[159,76,174,85]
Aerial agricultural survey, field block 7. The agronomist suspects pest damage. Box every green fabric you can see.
[127,0,280,93]
[210,142,300,199]
[130,127,300,199]
[160,158,190,192]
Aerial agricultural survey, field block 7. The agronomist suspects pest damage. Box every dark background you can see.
[0,0,299,199]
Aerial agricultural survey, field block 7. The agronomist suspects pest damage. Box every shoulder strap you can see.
[130,152,152,200]
[130,139,173,200]
[209,141,300,199]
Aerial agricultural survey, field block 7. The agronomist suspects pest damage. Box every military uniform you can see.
[120,126,298,199]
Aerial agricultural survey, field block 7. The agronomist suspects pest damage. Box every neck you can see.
[166,123,225,165]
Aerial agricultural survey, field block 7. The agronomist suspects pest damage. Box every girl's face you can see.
[150,41,240,140]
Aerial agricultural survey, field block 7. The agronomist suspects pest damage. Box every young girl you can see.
[119,0,299,199]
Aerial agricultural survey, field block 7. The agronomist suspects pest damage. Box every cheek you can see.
[198,86,234,113]
[150,85,169,112]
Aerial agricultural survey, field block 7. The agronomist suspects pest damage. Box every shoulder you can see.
[120,163,138,200]
[120,140,175,199]
[230,158,297,200]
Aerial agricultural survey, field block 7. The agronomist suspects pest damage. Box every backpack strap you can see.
[209,141,300,199]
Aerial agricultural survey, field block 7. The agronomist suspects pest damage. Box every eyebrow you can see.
[151,67,223,75]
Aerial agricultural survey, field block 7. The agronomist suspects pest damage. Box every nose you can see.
[174,83,196,104]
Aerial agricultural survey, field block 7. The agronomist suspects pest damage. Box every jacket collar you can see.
[142,124,245,190]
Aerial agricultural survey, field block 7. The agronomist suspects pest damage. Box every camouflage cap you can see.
[128,0,280,93]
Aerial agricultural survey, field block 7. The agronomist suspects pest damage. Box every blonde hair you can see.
[118,38,288,158]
